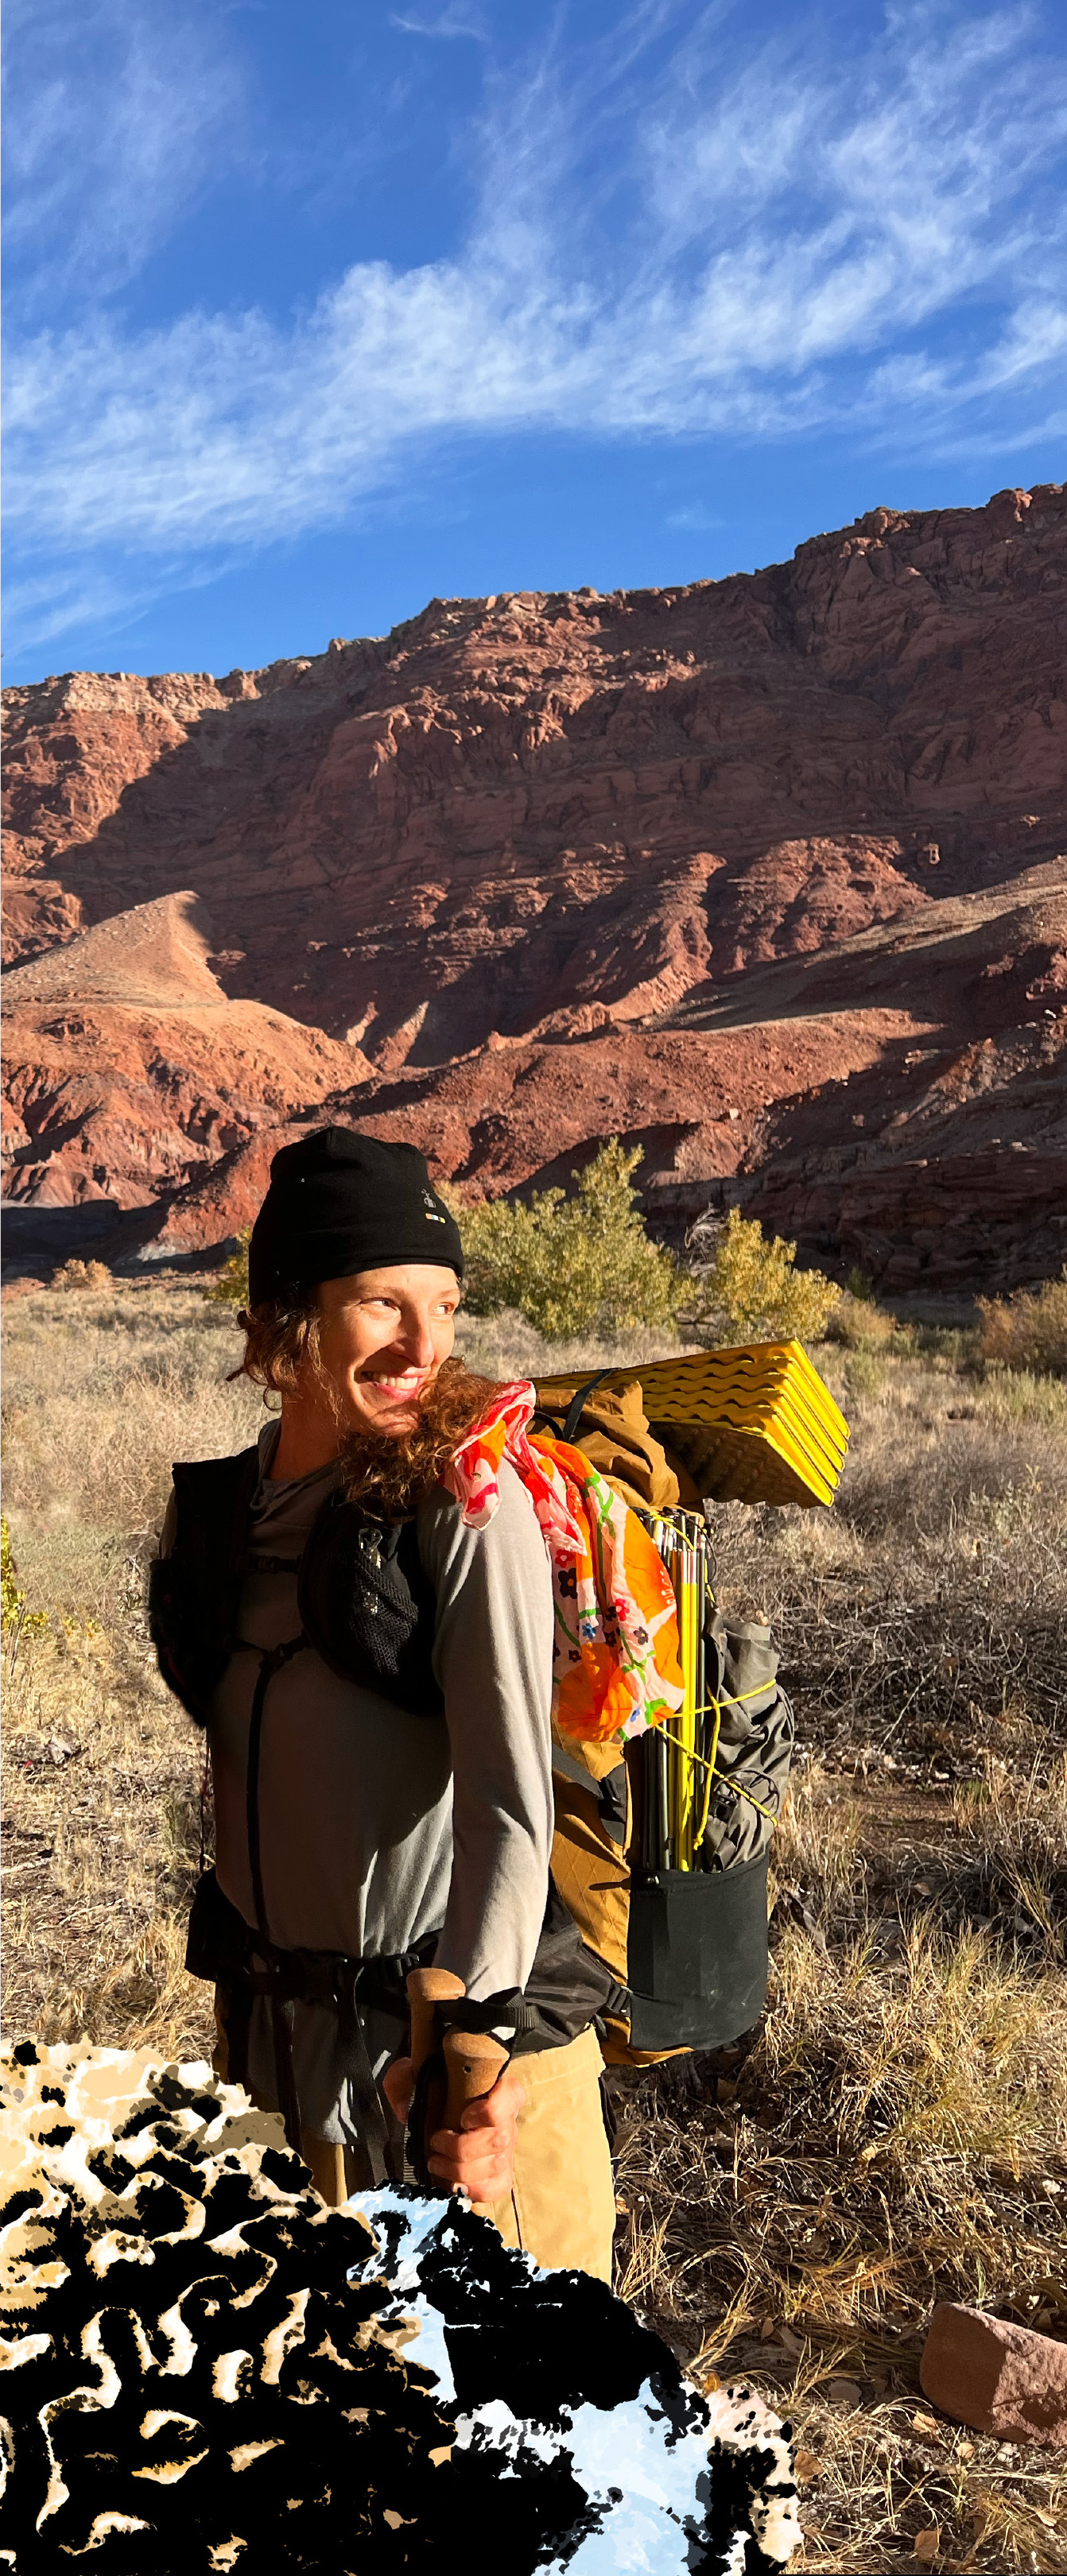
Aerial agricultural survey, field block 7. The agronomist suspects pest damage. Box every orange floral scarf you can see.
[443,1381,684,1744]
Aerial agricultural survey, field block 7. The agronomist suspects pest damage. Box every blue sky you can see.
[3,0,1065,684]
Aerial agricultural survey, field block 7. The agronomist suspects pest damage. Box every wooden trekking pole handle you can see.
[405,1966,466,2074]
[442,2028,510,2130]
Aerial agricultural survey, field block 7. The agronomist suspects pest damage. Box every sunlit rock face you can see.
[2,485,1065,1292]
[0,2042,800,2573]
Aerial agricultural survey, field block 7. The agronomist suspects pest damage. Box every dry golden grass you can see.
[2,1280,1065,2572]
[0,1283,262,1620]
[611,1765,1067,2572]
[2,1617,215,2060]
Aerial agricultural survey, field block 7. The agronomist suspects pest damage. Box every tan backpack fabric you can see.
[540,1378,702,1513]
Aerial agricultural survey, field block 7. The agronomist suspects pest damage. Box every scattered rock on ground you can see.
[920,2301,1067,2446]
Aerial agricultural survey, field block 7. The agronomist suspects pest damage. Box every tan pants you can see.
[213,1999,615,2284]
[485,2024,616,2283]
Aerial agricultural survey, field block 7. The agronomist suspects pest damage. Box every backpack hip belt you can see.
[185,1858,440,2183]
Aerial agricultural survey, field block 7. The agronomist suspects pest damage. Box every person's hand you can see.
[426,2063,525,2204]
[382,2051,525,2203]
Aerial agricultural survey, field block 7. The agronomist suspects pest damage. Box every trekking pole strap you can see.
[402,1986,534,2189]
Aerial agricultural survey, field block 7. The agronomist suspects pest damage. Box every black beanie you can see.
[247,1127,464,1306]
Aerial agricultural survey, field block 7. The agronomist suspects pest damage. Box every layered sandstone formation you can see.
[2,893,367,1212]
[2,484,1065,1290]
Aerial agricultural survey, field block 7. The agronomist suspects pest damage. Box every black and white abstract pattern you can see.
[0,2043,801,2571]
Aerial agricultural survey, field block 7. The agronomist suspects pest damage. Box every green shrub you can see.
[445,1141,689,1342]
[976,1368,1067,1429]
[1,1514,48,1636]
[685,1205,843,1346]
[905,1324,976,1366]
[845,1265,875,1301]
[978,1271,1067,1376]
[204,1226,252,1307]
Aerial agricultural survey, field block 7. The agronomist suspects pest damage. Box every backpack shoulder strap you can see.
[169,1446,262,1528]
[149,1446,261,1725]
[560,1373,617,1443]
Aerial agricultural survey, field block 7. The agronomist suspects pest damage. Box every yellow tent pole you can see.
[680,1532,697,1869]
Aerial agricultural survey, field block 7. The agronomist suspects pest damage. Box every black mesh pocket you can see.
[297,1499,444,1716]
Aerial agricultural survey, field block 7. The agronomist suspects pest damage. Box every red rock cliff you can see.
[2,484,1065,1294]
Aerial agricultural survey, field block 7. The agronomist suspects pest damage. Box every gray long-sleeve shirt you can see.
[167,1420,556,2143]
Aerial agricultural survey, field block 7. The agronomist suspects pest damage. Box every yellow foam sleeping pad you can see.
[535,1341,848,1510]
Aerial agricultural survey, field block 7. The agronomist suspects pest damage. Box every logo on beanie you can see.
[422,1189,446,1224]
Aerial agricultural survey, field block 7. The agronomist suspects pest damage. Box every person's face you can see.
[311,1265,461,1438]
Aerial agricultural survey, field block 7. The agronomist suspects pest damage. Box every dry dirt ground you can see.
[2,1281,1065,2573]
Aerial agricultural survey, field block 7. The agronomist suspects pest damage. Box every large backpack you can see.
[534,1379,792,2066]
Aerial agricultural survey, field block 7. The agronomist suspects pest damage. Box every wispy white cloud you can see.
[665,504,725,530]
[390,5,491,37]
[0,557,209,661]
[2,0,244,309]
[4,2,1065,650]
[980,300,1067,386]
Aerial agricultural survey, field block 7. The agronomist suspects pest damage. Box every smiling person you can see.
[150,1127,616,2280]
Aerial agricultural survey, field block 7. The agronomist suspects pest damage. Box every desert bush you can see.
[825,1292,898,1351]
[816,1369,1067,1544]
[685,1205,842,1346]
[51,1258,111,1289]
[978,1267,1067,1373]
[204,1225,252,1306]
[448,1141,689,1340]
[975,1367,1067,1430]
